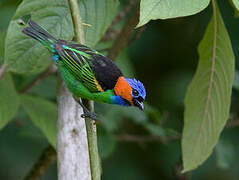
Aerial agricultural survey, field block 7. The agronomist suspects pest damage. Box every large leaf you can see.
[79,0,119,47]
[182,2,235,172]
[137,0,210,27]
[5,0,74,74]
[0,73,20,129]
[21,95,57,148]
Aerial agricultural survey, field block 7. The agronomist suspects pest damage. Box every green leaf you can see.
[137,0,210,27]
[5,0,74,74]
[215,139,235,169]
[0,73,20,129]
[182,2,235,172]
[17,108,47,140]
[30,76,57,99]
[21,95,57,148]
[232,0,239,12]
[79,0,119,47]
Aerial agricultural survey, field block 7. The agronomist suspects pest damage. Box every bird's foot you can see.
[74,98,99,121]
[81,112,98,121]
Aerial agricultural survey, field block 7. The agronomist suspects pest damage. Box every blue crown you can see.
[125,78,146,100]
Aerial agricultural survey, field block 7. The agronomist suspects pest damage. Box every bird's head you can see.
[114,76,146,110]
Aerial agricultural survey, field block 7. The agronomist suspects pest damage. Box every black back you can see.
[89,54,123,91]
[57,40,123,91]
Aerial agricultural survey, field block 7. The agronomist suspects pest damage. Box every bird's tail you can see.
[22,19,57,51]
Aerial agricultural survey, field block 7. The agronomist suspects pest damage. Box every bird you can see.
[22,19,146,120]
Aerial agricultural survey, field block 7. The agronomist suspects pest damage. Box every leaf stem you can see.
[68,0,85,44]
[23,145,56,180]
[101,0,135,41]
[84,101,101,180]
[19,64,56,94]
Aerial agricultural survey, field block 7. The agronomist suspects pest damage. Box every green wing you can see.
[54,42,103,92]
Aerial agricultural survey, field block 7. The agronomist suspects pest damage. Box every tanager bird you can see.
[22,19,146,119]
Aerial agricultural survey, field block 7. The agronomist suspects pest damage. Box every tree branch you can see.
[226,119,239,128]
[101,0,135,41]
[24,145,57,180]
[19,64,56,94]
[84,100,101,180]
[226,114,239,128]
[0,63,7,80]
[108,3,140,60]
[173,158,191,180]
[116,134,181,144]
[68,0,85,44]
[57,85,91,180]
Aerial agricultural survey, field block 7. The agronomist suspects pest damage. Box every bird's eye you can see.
[132,89,139,97]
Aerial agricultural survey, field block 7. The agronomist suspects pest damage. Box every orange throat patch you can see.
[114,76,133,104]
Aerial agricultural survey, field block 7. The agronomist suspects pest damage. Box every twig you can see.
[0,63,7,80]
[226,114,239,128]
[110,0,135,28]
[227,119,239,128]
[101,29,121,41]
[173,158,191,180]
[116,134,181,144]
[108,3,140,60]
[128,26,146,44]
[24,145,57,180]
[68,0,85,44]
[84,100,101,180]
[101,0,135,41]
[19,64,56,94]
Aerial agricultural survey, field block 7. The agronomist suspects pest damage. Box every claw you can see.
[75,98,99,121]
[81,112,98,121]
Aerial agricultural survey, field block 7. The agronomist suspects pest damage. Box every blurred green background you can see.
[1,0,239,179]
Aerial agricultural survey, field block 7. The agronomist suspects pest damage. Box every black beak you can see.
[133,98,144,111]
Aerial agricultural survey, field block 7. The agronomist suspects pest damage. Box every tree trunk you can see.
[57,83,91,180]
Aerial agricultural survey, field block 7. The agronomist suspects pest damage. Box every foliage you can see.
[79,0,119,47]
[137,0,210,27]
[0,0,239,179]
[0,73,20,129]
[5,0,74,74]
[182,1,235,172]
[232,0,239,12]
[21,95,57,148]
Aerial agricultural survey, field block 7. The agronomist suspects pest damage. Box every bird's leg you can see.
[76,99,98,121]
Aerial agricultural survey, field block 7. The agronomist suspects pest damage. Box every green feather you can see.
[57,45,100,92]
[59,63,114,104]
